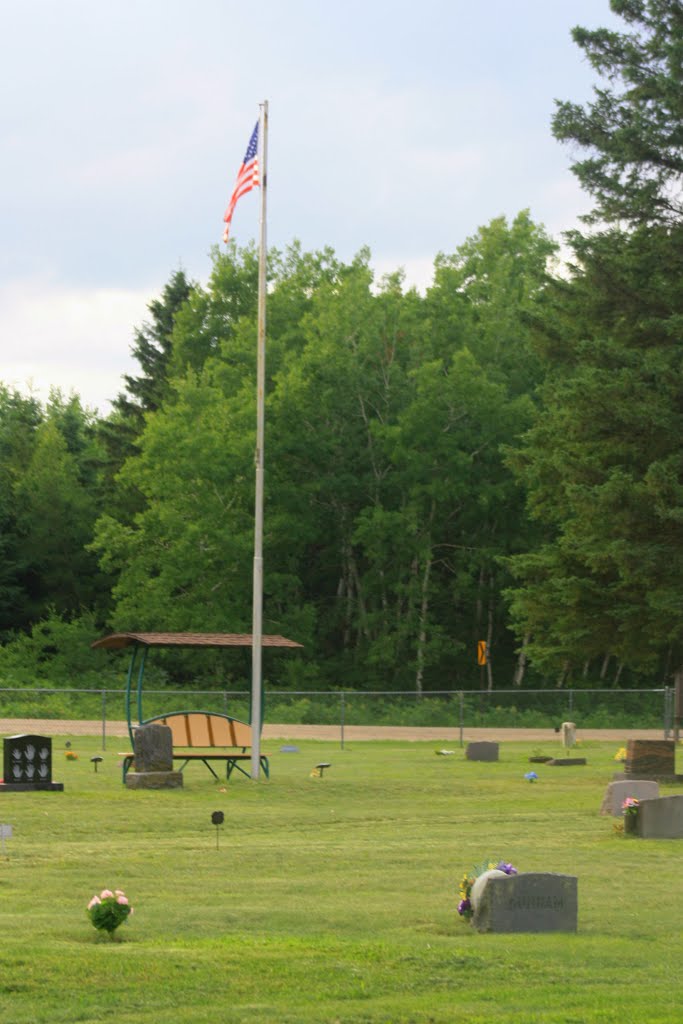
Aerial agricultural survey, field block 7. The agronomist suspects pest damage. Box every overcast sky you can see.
[0,0,620,414]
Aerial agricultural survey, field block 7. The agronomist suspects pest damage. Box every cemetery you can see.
[1,728,683,1022]
[2,1,682,1020]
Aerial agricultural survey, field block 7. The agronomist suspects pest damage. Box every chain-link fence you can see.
[265,687,673,738]
[0,685,673,749]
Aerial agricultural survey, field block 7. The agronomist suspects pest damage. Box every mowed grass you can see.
[1,734,683,1023]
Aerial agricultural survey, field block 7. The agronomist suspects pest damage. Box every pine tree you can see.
[506,1,683,683]
[553,0,683,227]
[96,270,191,477]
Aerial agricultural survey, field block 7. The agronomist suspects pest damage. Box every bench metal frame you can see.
[120,747,270,783]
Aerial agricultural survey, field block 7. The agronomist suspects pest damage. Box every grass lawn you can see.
[1,733,682,1023]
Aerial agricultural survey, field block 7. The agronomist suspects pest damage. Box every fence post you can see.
[663,687,669,738]
[340,692,345,750]
[568,689,574,715]
[459,691,464,748]
[101,690,106,751]
[664,687,673,738]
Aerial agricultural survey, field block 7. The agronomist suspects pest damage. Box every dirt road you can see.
[0,718,667,743]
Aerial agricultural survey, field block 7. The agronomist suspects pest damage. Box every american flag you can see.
[223,122,260,243]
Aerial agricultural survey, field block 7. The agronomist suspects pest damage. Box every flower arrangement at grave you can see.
[524,771,538,783]
[87,888,133,937]
[65,751,78,761]
[457,860,518,921]
[619,796,640,835]
[614,747,627,762]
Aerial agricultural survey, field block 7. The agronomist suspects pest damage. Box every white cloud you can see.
[537,177,592,239]
[371,256,436,294]
[0,277,158,413]
[0,0,624,413]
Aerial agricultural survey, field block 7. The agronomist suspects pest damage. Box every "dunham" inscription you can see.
[506,897,564,911]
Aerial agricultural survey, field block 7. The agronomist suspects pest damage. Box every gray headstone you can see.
[600,779,660,817]
[470,868,508,909]
[472,872,578,933]
[637,795,683,839]
[133,724,173,773]
[466,741,499,762]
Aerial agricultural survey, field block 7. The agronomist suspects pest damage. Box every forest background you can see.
[1,1,682,703]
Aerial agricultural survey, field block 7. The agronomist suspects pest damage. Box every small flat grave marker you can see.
[472,872,578,933]
[547,757,587,766]
[466,741,499,762]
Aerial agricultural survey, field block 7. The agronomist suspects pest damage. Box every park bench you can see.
[120,711,269,782]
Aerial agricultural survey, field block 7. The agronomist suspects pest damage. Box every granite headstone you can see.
[472,872,578,933]
[625,739,676,780]
[1,735,63,792]
[466,741,499,762]
[133,723,173,772]
[599,779,659,817]
[636,795,683,839]
[125,723,183,789]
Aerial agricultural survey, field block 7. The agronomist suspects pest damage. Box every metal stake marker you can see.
[211,811,224,850]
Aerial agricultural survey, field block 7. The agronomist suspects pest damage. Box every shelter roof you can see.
[92,631,303,650]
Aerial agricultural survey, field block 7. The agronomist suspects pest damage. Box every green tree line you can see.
[1,1,681,695]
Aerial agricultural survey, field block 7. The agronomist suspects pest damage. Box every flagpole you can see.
[250,100,268,779]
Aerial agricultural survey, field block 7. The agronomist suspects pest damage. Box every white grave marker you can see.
[561,722,576,749]
[0,823,12,856]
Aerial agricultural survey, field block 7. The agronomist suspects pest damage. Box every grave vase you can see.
[623,811,639,835]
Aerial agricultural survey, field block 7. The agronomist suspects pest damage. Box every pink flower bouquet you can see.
[87,888,134,937]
